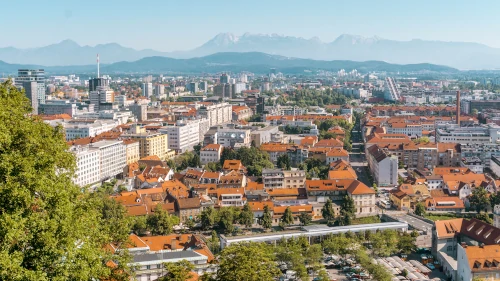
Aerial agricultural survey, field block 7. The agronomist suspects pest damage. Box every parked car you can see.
[426,263,436,270]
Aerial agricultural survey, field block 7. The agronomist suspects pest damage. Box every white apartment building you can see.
[198,103,232,127]
[219,193,246,207]
[367,145,398,187]
[71,146,100,186]
[385,123,423,138]
[494,204,500,228]
[74,110,133,125]
[161,120,200,153]
[216,128,251,148]
[115,95,134,107]
[89,140,126,181]
[262,169,306,189]
[463,143,500,169]
[63,120,118,140]
[200,144,223,165]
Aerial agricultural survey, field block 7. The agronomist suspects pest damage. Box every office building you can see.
[90,140,126,181]
[71,146,101,186]
[39,100,77,116]
[233,82,246,95]
[89,87,114,111]
[161,120,200,153]
[88,78,109,92]
[129,103,147,122]
[22,81,39,114]
[188,82,199,93]
[63,120,118,141]
[462,100,500,114]
[142,82,153,97]
[199,81,208,93]
[250,126,280,147]
[436,124,500,144]
[214,83,233,98]
[154,84,165,96]
[17,69,46,105]
[220,73,230,84]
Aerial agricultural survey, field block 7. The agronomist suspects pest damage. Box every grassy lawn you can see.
[423,214,457,221]
[352,216,381,225]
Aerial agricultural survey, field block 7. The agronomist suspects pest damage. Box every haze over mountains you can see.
[1,33,500,69]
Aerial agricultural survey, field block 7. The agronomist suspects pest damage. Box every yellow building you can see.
[123,125,174,160]
[123,139,140,164]
[390,184,430,211]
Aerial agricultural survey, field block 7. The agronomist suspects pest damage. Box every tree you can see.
[259,205,273,230]
[472,109,479,116]
[219,148,237,166]
[397,232,417,254]
[218,207,235,234]
[159,259,195,281]
[0,80,132,280]
[316,269,330,281]
[216,242,281,281]
[322,199,336,222]
[298,212,312,226]
[239,203,254,229]
[277,154,291,170]
[415,202,426,216]
[147,204,175,235]
[339,195,356,226]
[207,230,220,254]
[490,191,500,209]
[205,162,221,172]
[372,183,378,193]
[476,212,493,224]
[469,187,490,213]
[200,206,216,230]
[281,206,294,227]
[131,215,148,235]
[184,218,195,230]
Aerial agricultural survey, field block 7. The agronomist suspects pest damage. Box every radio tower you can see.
[97,54,100,78]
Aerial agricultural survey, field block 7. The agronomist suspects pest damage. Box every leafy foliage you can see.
[0,80,132,280]
[219,147,274,176]
[469,187,490,213]
[159,260,195,281]
[415,202,426,216]
[321,199,336,223]
[280,207,294,227]
[258,205,273,230]
[338,195,356,226]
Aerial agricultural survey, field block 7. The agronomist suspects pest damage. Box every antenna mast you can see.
[97,54,100,78]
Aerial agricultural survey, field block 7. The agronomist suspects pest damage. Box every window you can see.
[447,246,453,252]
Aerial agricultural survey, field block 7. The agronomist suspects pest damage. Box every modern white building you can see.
[142,82,153,97]
[216,128,251,148]
[71,146,101,186]
[89,140,126,181]
[73,110,133,125]
[198,103,232,127]
[436,124,500,144]
[200,144,223,165]
[385,123,423,138]
[63,120,118,140]
[366,144,398,187]
[161,120,200,153]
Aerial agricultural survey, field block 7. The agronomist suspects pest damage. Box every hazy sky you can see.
[3,0,500,51]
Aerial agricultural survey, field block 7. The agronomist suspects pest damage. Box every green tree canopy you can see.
[0,80,131,280]
[322,199,336,222]
[259,205,273,230]
[216,242,281,281]
[469,187,490,213]
[159,259,195,281]
[415,202,426,216]
[239,203,254,229]
[280,206,294,226]
[200,206,216,230]
[339,195,356,226]
[298,212,312,226]
[147,204,176,235]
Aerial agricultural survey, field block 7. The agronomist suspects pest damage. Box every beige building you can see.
[122,125,173,160]
[123,139,140,164]
[262,168,306,189]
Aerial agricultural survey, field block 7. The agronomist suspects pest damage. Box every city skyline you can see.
[2,0,500,51]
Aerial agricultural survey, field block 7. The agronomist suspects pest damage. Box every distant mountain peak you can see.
[333,34,382,44]
[57,39,80,47]
[207,33,239,46]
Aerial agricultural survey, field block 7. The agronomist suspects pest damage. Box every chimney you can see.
[171,238,177,250]
[461,242,467,248]
[456,90,461,126]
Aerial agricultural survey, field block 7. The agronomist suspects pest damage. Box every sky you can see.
[2,0,500,51]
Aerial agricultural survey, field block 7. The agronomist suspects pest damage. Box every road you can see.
[350,116,371,188]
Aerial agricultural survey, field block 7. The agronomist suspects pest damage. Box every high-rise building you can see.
[17,69,45,105]
[188,82,199,93]
[220,74,230,84]
[22,81,39,114]
[155,84,165,96]
[130,103,147,122]
[239,74,248,83]
[89,78,109,92]
[142,83,153,97]
[160,120,201,153]
[199,81,208,93]
[89,86,114,111]
[214,84,233,98]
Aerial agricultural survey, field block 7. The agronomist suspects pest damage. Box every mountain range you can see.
[0,52,457,75]
[1,33,500,69]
